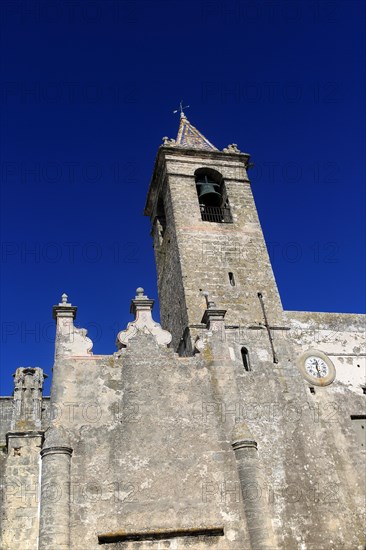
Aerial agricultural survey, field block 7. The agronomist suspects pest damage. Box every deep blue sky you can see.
[0,0,365,395]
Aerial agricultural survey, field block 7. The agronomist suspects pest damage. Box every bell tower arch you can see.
[145,113,284,351]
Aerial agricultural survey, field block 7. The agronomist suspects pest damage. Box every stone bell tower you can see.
[145,112,284,352]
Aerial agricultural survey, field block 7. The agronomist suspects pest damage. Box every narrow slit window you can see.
[241,347,251,371]
[229,272,235,286]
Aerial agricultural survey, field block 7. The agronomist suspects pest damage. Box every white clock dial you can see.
[305,356,329,378]
[298,350,336,386]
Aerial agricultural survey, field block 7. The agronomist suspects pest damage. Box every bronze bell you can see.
[196,178,222,207]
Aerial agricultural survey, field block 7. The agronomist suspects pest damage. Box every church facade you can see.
[1,115,365,549]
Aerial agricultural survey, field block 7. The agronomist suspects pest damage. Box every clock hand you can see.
[314,360,321,377]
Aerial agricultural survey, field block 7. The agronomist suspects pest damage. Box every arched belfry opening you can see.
[195,168,232,223]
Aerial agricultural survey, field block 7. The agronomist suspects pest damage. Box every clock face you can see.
[305,356,329,378]
[297,350,336,386]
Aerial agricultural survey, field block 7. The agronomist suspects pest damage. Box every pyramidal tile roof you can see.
[175,114,218,151]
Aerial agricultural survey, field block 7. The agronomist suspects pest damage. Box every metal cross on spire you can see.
[173,100,190,118]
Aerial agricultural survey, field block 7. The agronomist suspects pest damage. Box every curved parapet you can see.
[116,288,172,349]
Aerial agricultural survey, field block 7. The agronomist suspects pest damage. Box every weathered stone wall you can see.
[281,311,366,548]
[223,323,365,549]
[1,433,42,550]
[45,334,249,549]
[182,304,365,550]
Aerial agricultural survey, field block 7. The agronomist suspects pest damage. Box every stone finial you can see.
[223,143,241,154]
[116,288,172,349]
[57,292,72,307]
[162,136,176,146]
[53,293,77,320]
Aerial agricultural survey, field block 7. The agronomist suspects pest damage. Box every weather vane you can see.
[173,100,190,117]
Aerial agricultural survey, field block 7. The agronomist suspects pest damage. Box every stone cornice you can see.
[159,145,250,163]
[52,304,77,320]
[201,308,227,326]
[6,430,44,448]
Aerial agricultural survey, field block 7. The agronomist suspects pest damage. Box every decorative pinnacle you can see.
[222,143,241,154]
[162,136,176,146]
[53,293,77,321]
[129,287,153,315]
